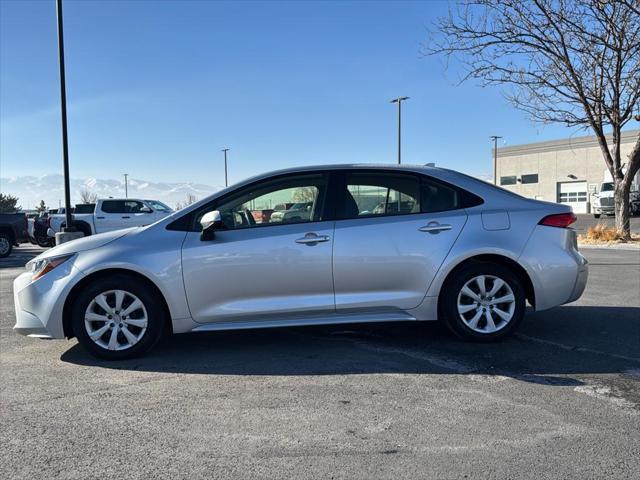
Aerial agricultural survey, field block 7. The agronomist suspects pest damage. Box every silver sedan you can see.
[13,164,588,359]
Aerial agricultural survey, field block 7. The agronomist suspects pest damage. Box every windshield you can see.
[145,200,173,212]
[600,182,614,192]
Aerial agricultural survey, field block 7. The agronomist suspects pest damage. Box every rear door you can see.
[332,170,468,312]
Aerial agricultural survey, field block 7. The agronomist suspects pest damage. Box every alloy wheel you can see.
[456,275,516,334]
[84,289,148,351]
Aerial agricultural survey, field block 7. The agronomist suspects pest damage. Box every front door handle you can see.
[122,216,131,219]
[419,222,452,234]
[295,233,330,245]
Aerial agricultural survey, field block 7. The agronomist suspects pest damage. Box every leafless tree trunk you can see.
[425,0,640,238]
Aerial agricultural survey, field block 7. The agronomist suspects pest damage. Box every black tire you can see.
[71,274,166,360]
[440,263,526,342]
[593,214,601,219]
[0,233,13,258]
[35,236,54,248]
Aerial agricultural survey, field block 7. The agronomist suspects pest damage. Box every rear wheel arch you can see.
[437,254,535,313]
[63,268,172,338]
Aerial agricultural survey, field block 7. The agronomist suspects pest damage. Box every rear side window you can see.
[342,172,421,219]
[101,201,125,213]
[421,177,484,213]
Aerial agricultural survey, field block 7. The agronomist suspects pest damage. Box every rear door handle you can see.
[122,216,131,219]
[295,233,330,245]
[96,216,105,219]
[419,222,452,234]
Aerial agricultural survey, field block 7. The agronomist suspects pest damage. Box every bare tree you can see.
[175,193,197,210]
[79,189,98,204]
[426,0,640,238]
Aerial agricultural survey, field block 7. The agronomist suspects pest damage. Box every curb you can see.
[578,243,640,251]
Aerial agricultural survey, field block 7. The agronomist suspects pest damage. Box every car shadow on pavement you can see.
[60,305,640,385]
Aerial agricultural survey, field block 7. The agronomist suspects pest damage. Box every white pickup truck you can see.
[48,198,174,237]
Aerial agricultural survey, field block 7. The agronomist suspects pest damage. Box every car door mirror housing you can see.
[200,210,223,241]
[140,206,153,213]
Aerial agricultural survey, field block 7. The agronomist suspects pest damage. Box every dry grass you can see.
[578,224,640,245]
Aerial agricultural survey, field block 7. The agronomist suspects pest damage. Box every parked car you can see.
[0,212,28,258]
[48,199,173,237]
[13,164,588,359]
[592,181,640,218]
[29,212,55,247]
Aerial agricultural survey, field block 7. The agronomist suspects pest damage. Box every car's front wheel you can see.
[71,275,166,360]
[441,263,526,342]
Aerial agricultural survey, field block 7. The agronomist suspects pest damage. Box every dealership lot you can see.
[1,245,639,479]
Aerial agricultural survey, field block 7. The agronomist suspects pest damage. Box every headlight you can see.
[26,254,75,281]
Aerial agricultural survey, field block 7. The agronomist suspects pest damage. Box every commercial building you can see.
[495,129,639,213]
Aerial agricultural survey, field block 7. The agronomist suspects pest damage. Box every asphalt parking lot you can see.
[1,245,639,479]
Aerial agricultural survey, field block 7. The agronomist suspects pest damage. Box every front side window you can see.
[208,174,327,230]
[145,200,172,212]
[343,173,420,219]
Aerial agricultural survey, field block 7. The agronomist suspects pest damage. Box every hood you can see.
[38,227,138,259]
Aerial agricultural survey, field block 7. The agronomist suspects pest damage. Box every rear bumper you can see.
[519,226,588,311]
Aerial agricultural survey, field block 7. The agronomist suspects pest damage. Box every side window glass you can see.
[101,201,126,213]
[421,179,461,213]
[209,174,326,230]
[125,201,145,213]
[344,173,420,219]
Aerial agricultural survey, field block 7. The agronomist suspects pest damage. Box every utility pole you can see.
[490,135,503,185]
[221,148,230,187]
[390,96,409,164]
[56,0,74,233]
[123,173,128,198]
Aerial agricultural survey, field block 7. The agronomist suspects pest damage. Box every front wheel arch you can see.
[63,268,173,339]
[437,254,535,316]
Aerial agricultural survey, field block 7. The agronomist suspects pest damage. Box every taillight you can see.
[539,212,577,228]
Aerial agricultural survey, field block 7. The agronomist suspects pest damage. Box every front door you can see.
[181,172,335,324]
[332,171,467,311]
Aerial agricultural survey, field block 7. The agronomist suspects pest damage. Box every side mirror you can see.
[200,210,223,241]
[140,206,153,213]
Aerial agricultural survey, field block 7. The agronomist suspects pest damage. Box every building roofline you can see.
[497,129,639,157]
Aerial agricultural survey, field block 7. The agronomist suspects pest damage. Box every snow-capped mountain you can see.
[0,174,222,210]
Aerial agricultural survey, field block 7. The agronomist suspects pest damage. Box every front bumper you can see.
[593,206,614,215]
[13,259,86,339]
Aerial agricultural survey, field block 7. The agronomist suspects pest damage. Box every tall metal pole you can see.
[390,97,409,164]
[490,135,503,185]
[56,0,74,231]
[221,148,229,187]
[123,174,128,198]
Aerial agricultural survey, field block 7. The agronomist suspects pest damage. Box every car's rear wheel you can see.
[441,263,525,342]
[0,233,13,258]
[71,275,166,359]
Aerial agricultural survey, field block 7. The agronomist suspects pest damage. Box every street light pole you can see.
[490,135,503,185]
[123,174,128,198]
[390,96,409,164]
[221,148,230,187]
[56,0,74,232]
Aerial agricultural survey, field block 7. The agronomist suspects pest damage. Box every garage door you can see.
[557,181,588,213]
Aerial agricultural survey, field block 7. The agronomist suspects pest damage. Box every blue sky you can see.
[1,0,594,187]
